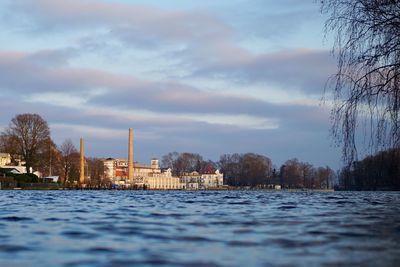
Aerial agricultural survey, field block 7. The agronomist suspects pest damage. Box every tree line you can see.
[1,113,336,189]
[0,114,107,186]
[162,152,336,189]
[338,148,400,190]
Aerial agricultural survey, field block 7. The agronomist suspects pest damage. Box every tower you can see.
[128,128,134,185]
[79,138,85,184]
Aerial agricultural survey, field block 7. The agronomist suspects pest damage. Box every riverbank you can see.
[1,186,335,192]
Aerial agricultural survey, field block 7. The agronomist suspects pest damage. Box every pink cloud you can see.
[14,0,233,43]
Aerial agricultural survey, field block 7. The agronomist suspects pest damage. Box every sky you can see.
[0,0,342,169]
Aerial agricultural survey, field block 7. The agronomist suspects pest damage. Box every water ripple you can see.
[0,191,399,267]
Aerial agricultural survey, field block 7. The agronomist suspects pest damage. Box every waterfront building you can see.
[0,153,11,166]
[103,158,115,180]
[180,171,202,189]
[103,158,182,189]
[0,165,40,177]
[104,158,161,179]
[180,170,224,189]
[0,153,41,176]
[144,169,183,189]
[201,170,224,188]
[101,128,221,190]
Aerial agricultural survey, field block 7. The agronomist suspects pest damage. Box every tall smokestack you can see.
[128,128,134,184]
[79,138,85,184]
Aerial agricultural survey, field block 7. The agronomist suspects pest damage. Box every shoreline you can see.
[2,187,336,192]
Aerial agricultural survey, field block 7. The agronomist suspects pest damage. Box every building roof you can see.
[0,167,20,174]
[43,176,59,182]
[202,164,216,174]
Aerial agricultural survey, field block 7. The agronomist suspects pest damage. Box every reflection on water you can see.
[0,191,399,266]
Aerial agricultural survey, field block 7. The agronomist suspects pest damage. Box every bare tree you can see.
[321,0,400,163]
[87,157,105,187]
[1,114,51,173]
[174,153,204,176]
[60,139,79,184]
[239,153,272,186]
[36,139,62,177]
[161,152,205,176]
[218,153,242,186]
[300,162,314,188]
[282,158,303,188]
[218,153,272,187]
[161,151,179,169]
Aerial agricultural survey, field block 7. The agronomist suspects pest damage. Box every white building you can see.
[103,158,182,189]
[180,171,202,189]
[0,153,11,166]
[201,170,224,188]
[103,158,115,180]
[181,170,224,189]
[0,165,41,177]
[144,169,183,189]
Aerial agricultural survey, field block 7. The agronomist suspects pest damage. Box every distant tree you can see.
[60,139,79,184]
[174,153,204,176]
[279,159,336,189]
[218,153,241,186]
[161,151,179,174]
[281,159,304,188]
[161,151,177,169]
[36,139,62,177]
[161,152,208,176]
[218,153,272,187]
[315,166,335,189]
[300,162,314,189]
[239,153,272,186]
[321,0,400,163]
[338,148,400,190]
[87,158,105,187]
[1,114,51,173]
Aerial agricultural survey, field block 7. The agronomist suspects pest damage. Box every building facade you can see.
[103,156,223,190]
[144,169,183,189]
[180,170,224,189]
[180,171,202,189]
[201,170,224,188]
[103,158,182,189]
[0,153,11,166]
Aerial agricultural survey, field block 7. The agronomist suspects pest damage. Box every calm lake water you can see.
[0,191,399,267]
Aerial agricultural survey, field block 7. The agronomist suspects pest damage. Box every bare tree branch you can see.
[321,0,400,163]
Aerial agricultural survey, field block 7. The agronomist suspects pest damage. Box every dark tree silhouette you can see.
[321,0,400,163]
[338,148,400,190]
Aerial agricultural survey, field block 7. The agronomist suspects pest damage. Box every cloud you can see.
[0,50,141,93]
[0,50,285,119]
[0,69,338,168]
[10,0,233,45]
[0,1,341,168]
[220,0,322,40]
[190,48,336,94]
[0,47,333,133]
[4,0,335,96]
